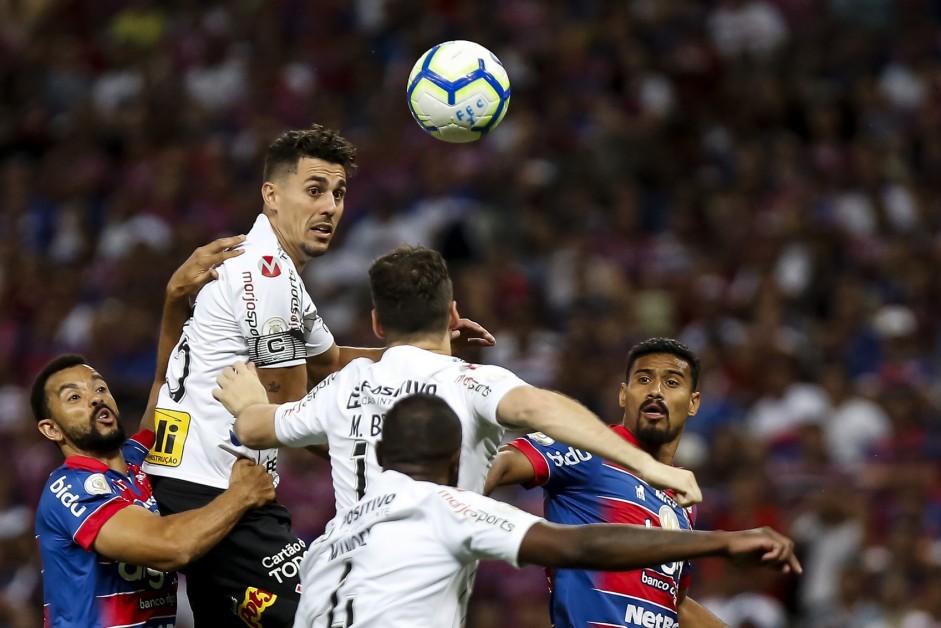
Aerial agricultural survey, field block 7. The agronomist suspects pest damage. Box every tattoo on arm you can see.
[265,381,281,393]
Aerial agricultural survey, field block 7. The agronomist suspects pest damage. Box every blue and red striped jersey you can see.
[509,425,695,628]
[36,431,178,627]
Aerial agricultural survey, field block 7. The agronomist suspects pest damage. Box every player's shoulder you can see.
[38,464,110,517]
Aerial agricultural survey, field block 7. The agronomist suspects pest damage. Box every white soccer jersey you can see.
[294,470,541,628]
[274,345,529,510]
[143,214,335,489]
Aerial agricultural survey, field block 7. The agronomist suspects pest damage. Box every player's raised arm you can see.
[519,522,802,575]
[141,235,246,432]
[495,386,702,506]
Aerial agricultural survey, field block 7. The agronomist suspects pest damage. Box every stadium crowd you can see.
[1,0,940,626]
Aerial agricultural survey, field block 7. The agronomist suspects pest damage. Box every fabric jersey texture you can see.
[149,476,303,628]
[294,470,541,627]
[509,425,695,628]
[273,344,529,511]
[143,213,335,490]
[36,431,178,628]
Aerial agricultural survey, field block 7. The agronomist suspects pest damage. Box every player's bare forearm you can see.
[94,460,274,571]
[679,597,728,627]
[496,387,702,505]
[483,447,535,495]
[231,404,281,449]
[520,523,801,574]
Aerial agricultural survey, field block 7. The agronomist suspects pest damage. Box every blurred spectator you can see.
[3,1,941,623]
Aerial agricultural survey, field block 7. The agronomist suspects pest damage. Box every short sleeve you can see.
[434,487,542,569]
[512,433,597,492]
[454,364,529,428]
[231,260,308,368]
[40,471,133,551]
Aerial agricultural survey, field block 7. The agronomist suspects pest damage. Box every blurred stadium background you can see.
[2,0,941,626]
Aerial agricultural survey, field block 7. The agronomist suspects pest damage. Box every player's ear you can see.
[448,301,459,328]
[688,391,701,416]
[261,181,278,211]
[37,419,64,444]
[617,382,629,408]
[371,310,385,339]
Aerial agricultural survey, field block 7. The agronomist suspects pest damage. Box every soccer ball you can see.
[406,40,511,143]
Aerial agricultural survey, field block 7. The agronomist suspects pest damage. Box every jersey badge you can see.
[636,485,645,501]
[263,317,288,335]
[259,256,282,278]
[84,473,112,496]
[528,432,554,446]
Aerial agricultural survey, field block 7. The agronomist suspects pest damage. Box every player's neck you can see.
[387,334,451,356]
[63,445,128,474]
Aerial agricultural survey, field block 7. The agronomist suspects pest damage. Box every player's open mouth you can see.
[94,407,115,425]
[309,223,333,239]
[640,401,667,419]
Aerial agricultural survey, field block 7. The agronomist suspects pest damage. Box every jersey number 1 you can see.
[351,440,369,500]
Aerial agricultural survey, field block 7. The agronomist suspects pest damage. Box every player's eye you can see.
[637,376,651,384]
[308,187,321,196]
[333,190,345,201]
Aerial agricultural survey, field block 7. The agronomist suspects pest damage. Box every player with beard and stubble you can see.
[32,237,277,628]
[484,337,731,628]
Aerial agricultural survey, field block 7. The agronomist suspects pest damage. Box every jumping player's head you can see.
[620,338,701,454]
[377,393,463,486]
[261,124,358,267]
[30,354,126,457]
[368,246,457,344]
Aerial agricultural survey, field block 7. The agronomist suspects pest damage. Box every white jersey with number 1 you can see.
[143,214,335,489]
[274,345,530,511]
[294,469,542,627]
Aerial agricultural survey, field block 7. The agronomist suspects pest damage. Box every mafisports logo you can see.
[259,255,282,278]
[242,271,260,337]
[239,587,277,628]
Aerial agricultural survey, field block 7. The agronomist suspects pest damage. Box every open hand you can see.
[167,234,246,301]
[450,317,496,348]
[213,360,268,417]
[726,527,803,575]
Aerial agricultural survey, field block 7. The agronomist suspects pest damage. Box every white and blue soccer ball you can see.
[406,40,511,143]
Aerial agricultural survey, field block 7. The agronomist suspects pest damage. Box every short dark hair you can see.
[30,354,89,421]
[369,246,453,338]
[625,338,700,390]
[381,394,462,467]
[263,124,358,182]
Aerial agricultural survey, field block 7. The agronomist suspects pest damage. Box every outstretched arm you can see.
[484,446,536,495]
[496,386,702,506]
[519,523,802,575]
[92,458,275,572]
[141,235,246,432]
